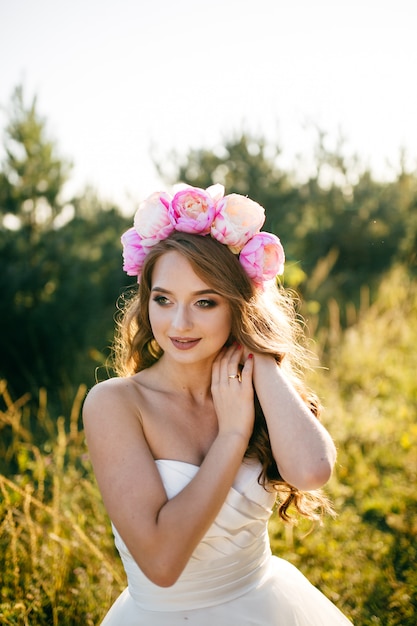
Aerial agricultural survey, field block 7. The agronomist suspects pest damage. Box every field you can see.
[1,267,416,625]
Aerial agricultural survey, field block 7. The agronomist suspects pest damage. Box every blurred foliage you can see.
[0,204,129,411]
[0,86,72,233]
[0,383,125,625]
[160,131,417,324]
[0,88,130,413]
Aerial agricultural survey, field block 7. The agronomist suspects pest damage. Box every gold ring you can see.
[228,374,240,379]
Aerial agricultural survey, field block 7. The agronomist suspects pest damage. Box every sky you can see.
[1,0,416,212]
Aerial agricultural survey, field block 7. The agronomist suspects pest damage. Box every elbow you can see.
[148,573,180,588]
[280,452,336,492]
[302,458,334,490]
[127,525,190,588]
[135,554,184,588]
[301,441,337,490]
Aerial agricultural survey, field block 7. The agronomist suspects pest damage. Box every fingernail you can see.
[248,353,253,359]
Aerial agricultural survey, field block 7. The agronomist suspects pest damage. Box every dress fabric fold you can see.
[101,459,352,625]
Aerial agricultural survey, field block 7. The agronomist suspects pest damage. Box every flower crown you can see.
[121,183,285,289]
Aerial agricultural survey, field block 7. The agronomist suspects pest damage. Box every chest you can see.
[140,393,219,465]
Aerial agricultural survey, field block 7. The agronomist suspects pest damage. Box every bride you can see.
[83,184,352,624]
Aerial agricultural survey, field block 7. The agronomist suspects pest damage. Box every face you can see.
[148,251,232,367]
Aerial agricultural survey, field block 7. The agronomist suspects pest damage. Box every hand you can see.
[211,344,255,443]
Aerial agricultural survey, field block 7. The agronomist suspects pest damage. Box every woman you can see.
[83,184,352,624]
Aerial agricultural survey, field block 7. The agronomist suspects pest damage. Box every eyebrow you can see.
[151,287,221,296]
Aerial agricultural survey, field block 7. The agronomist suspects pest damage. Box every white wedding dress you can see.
[101,459,352,625]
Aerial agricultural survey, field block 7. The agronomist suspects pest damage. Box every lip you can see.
[170,337,201,350]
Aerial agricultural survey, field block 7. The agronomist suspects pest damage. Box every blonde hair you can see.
[114,232,333,521]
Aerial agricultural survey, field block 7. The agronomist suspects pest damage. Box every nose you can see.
[171,304,192,332]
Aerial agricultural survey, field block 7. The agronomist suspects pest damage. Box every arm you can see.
[83,346,254,588]
[252,353,337,491]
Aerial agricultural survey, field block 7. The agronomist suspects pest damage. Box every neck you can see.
[151,354,213,403]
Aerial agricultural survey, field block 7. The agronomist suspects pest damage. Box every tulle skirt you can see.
[101,555,352,625]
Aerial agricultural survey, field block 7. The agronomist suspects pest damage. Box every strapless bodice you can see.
[112,459,276,611]
[104,459,353,624]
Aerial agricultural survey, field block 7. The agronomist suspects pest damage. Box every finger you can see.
[240,353,254,383]
[212,346,228,382]
[214,344,244,386]
[226,344,242,378]
[215,344,236,377]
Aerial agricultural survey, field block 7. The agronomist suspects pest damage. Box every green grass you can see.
[1,265,416,624]
[269,266,417,625]
[0,385,125,625]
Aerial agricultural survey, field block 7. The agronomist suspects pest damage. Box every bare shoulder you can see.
[84,376,138,404]
[82,375,154,473]
[83,376,148,447]
[82,375,144,428]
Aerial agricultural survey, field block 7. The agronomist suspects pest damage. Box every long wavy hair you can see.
[114,232,333,521]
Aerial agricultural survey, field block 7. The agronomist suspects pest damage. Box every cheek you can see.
[224,312,235,341]
[148,305,164,334]
[216,310,232,338]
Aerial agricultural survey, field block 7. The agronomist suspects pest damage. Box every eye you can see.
[153,295,170,306]
[196,299,217,308]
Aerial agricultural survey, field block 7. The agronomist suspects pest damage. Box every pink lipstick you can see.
[170,337,201,350]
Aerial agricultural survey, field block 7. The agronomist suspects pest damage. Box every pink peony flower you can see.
[205,183,225,203]
[211,194,266,253]
[121,227,149,281]
[169,187,217,234]
[121,183,286,289]
[239,232,285,288]
[133,192,174,246]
